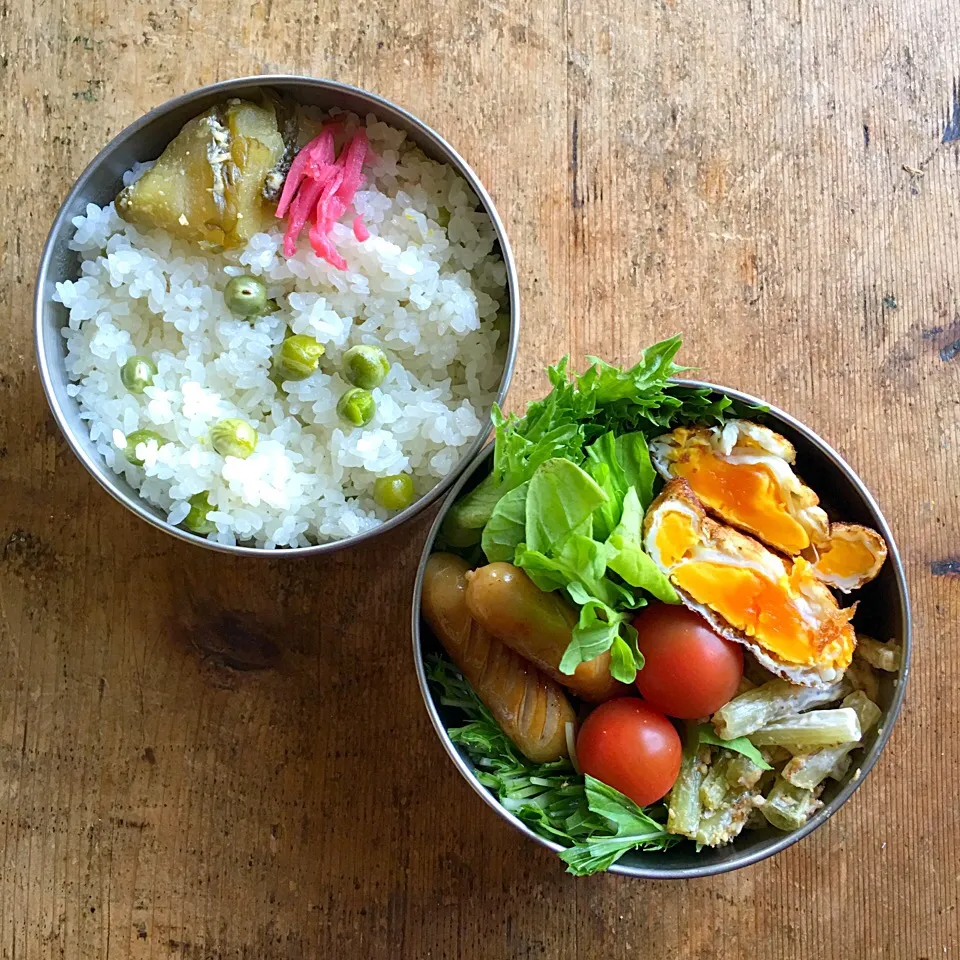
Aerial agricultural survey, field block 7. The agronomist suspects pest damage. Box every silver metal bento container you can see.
[34,75,518,556]
[411,381,911,879]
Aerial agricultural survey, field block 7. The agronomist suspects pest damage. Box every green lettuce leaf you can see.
[514,536,615,605]
[558,587,643,683]
[615,432,657,509]
[439,336,764,546]
[525,458,608,554]
[604,487,679,603]
[481,482,528,563]
[584,432,628,541]
[608,622,643,684]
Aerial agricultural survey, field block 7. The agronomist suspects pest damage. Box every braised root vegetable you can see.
[464,562,624,703]
[422,554,575,763]
[116,100,284,250]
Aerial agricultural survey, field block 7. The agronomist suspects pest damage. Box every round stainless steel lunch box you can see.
[35,76,519,556]
[411,382,911,879]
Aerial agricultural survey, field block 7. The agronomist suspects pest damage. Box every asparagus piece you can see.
[781,691,881,789]
[666,727,706,839]
[712,678,849,740]
[750,707,861,747]
[855,635,901,672]
[761,777,823,831]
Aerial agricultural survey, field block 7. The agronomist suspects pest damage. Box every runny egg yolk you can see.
[654,510,700,566]
[670,561,830,666]
[814,534,876,579]
[669,449,810,554]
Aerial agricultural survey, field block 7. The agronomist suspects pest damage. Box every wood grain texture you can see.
[1,0,958,956]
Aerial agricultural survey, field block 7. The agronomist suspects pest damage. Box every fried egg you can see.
[803,522,888,593]
[649,420,829,556]
[642,480,856,687]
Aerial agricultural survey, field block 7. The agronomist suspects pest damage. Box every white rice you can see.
[55,110,507,548]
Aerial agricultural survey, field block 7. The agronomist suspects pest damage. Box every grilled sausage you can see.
[422,553,574,763]
[464,562,625,703]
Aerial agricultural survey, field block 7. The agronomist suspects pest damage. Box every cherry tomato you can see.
[576,698,681,807]
[632,604,743,719]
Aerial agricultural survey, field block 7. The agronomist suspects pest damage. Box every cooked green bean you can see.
[225,275,268,317]
[183,492,216,535]
[120,355,157,393]
[121,428,166,466]
[210,418,258,459]
[275,334,325,381]
[844,658,880,703]
[725,754,765,791]
[695,791,760,847]
[712,678,849,740]
[342,344,390,390]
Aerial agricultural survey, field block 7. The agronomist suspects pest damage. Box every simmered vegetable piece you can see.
[223,100,285,246]
[116,100,284,250]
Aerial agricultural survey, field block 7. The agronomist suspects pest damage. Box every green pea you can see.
[274,334,325,381]
[373,474,415,511]
[336,387,375,427]
[436,206,451,228]
[121,429,166,466]
[182,492,216,535]
[342,344,390,390]
[210,418,258,459]
[120,355,157,393]
[224,274,268,317]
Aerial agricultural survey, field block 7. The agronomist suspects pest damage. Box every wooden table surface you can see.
[3,0,959,957]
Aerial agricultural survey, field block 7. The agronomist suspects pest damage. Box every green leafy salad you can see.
[440,335,745,685]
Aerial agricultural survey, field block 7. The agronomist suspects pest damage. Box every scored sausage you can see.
[464,562,625,704]
[422,553,575,763]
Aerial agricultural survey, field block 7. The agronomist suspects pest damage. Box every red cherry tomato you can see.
[632,604,744,719]
[576,698,681,807]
